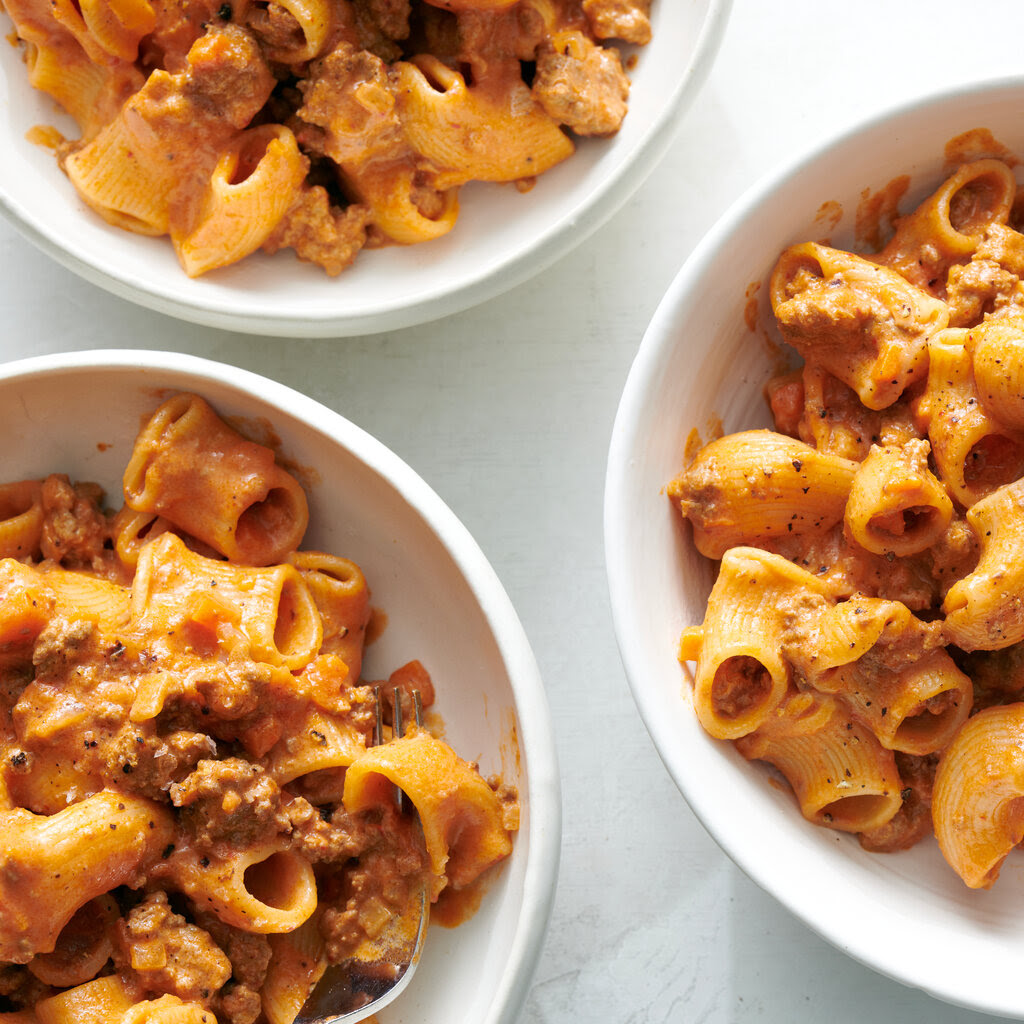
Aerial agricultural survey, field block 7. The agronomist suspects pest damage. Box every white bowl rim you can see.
[0,347,561,1024]
[0,0,732,337]
[605,72,1024,1017]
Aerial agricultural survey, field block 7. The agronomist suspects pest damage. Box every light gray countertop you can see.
[2,2,1021,1020]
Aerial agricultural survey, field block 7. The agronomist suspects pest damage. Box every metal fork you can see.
[297,687,429,1023]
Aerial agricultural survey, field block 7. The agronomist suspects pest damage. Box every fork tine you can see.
[392,686,404,741]
[372,684,383,747]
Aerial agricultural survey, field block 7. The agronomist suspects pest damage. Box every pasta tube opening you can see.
[816,792,900,833]
[710,656,776,724]
[272,570,323,666]
[244,850,313,912]
[945,160,1017,238]
[26,895,118,988]
[892,691,966,753]
[867,505,940,545]
[875,159,1017,295]
[843,441,953,557]
[158,843,318,933]
[233,476,310,567]
[962,433,1024,493]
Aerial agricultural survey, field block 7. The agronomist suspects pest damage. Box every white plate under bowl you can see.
[0,1,730,337]
[606,76,1024,1018]
[0,348,560,1024]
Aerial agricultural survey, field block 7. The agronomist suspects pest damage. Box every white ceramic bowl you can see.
[0,349,559,1024]
[606,77,1024,1019]
[0,2,730,337]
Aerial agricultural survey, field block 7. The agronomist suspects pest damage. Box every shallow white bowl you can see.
[606,76,1024,1018]
[0,1,730,337]
[0,348,559,1024]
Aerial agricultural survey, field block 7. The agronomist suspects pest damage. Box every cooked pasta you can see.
[670,156,1024,888]
[0,393,518,1023]
[2,0,655,277]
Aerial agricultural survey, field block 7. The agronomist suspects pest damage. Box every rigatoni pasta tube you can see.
[254,0,333,63]
[111,506,173,568]
[933,702,1024,888]
[770,242,949,409]
[943,476,1024,650]
[0,791,174,962]
[26,895,119,988]
[155,843,318,933]
[289,551,370,681]
[344,161,459,246]
[64,26,274,239]
[967,315,1024,430]
[63,81,178,235]
[123,392,309,565]
[786,597,915,682]
[736,692,902,833]
[875,159,1016,294]
[821,646,972,756]
[131,532,322,671]
[25,41,101,141]
[262,707,365,785]
[394,56,574,190]
[682,547,833,740]
[48,0,156,63]
[22,38,143,143]
[918,328,1024,508]
[843,440,953,556]
[669,430,857,559]
[172,125,308,278]
[344,731,512,895]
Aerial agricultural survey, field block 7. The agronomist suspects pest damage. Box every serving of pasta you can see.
[0,0,653,278]
[0,388,519,1024]
[669,155,1024,892]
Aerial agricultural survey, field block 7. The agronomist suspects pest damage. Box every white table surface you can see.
[2,1,1022,1021]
